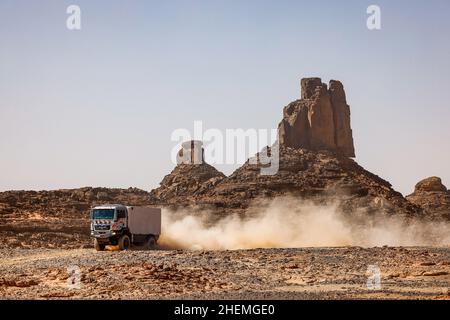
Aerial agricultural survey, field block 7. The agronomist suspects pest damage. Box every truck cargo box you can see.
[126,206,161,236]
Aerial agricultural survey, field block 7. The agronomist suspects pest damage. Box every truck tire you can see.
[146,236,156,250]
[94,239,106,251]
[118,235,131,251]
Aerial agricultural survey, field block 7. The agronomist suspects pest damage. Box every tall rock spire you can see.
[278,77,355,157]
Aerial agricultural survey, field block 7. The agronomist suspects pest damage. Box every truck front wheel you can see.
[94,239,106,251]
[118,235,131,251]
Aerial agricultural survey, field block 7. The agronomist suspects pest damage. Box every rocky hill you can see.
[149,145,419,217]
[199,146,419,216]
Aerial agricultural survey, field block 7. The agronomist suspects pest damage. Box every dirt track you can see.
[0,247,449,299]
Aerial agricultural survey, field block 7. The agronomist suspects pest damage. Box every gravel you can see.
[0,247,449,300]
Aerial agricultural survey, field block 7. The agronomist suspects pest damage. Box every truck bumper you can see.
[91,231,122,245]
[92,232,113,238]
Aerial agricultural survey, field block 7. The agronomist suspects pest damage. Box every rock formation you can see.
[201,146,418,215]
[406,177,450,220]
[412,177,448,193]
[177,140,205,165]
[149,140,226,207]
[148,79,419,217]
[278,78,355,157]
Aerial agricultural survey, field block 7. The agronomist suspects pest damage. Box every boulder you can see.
[413,176,447,193]
[406,177,450,220]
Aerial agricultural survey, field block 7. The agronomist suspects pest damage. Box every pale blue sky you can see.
[0,0,449,195]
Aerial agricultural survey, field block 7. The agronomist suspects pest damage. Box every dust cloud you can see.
[159,197,450,250]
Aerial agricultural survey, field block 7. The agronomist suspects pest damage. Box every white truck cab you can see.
[90,204,161,251]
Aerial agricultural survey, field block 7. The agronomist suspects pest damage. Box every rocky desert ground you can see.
[0,246,449,300]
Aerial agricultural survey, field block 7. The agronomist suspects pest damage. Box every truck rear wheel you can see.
[146,236,156,250]
[118,235,131,250]
[94,239,106,251]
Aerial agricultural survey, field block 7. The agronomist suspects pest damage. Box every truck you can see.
[90,204,161,251]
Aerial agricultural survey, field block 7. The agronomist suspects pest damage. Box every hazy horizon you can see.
[1,0,449,196]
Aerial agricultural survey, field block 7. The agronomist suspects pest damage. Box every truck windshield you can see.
[92,209,115,220]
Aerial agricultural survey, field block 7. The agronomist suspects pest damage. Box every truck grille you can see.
[94,225,110,231]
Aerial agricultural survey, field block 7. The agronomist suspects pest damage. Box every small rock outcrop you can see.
[177,140,205,165]
[406,177,450,220]
[149,141,226,207]
[278,78,355,157]
[413,177,448,193]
